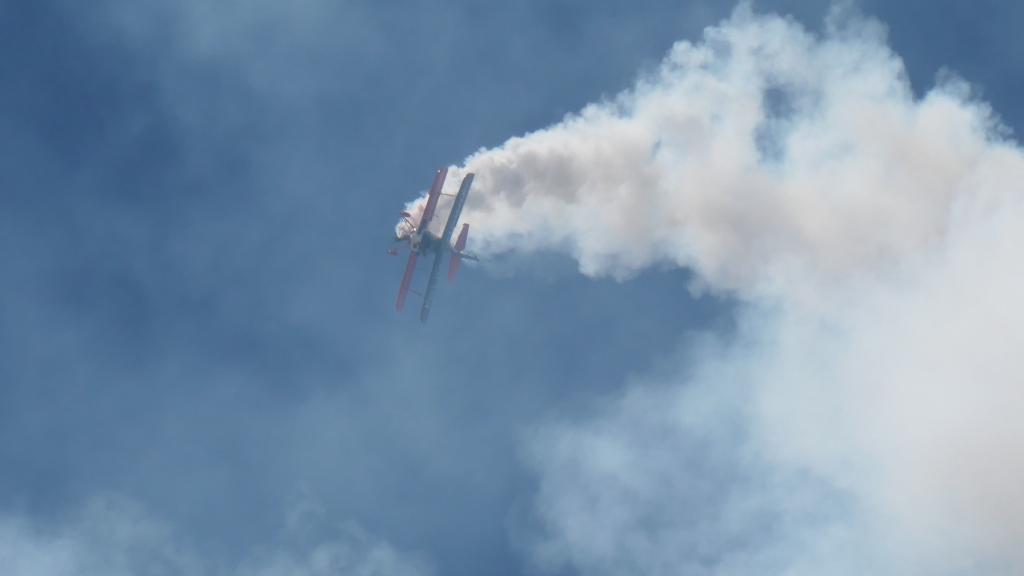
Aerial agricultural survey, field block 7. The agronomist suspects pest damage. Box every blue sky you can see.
[2,2,1023,575]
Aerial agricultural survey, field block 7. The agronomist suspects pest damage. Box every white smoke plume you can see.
[400,4,1024,574]
[403,6,1018,299]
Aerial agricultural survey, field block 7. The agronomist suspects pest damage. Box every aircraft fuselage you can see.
[409,230,444,255]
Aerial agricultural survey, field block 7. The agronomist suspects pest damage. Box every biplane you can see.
[391,168,476,322]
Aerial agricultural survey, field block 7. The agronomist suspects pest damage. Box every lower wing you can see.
[419,251,445,323]
[396,252,418,311]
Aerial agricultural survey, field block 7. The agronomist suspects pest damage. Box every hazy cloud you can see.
[0,496,432,576]
[396,5,1024,574]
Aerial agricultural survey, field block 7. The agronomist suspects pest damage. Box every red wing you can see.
[396,252,418,311]
[418,167,448,231]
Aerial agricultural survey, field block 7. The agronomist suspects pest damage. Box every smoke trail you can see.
[401,5,1024,574]
[403,6,1017,299]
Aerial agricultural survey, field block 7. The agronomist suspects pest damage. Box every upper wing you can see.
[395,251,418,311]
[419,251,445,323]
[418,168,448,232]
[440,173,474,244]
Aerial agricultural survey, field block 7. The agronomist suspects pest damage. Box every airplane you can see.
[390,167,476,322]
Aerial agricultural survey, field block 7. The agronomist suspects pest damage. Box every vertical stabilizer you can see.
[449,224,469,281]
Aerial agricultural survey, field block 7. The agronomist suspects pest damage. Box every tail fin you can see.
[448,254,462,281]
[448,224,469,281]
[454,223,468,252]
